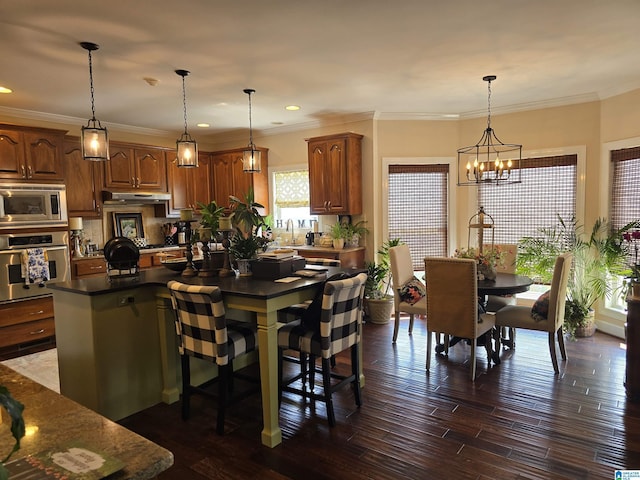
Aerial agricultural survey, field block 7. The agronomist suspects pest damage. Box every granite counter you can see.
[0,363,173,479]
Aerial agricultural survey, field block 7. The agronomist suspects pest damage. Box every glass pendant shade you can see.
[175,69,198,167]
[81,120,109,162]
[177,134,198,167]
[80,42,109,161]
[242,88,261,173]
[242,147,261,173]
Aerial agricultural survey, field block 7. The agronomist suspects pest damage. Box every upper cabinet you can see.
[164,151,213,217]
[210,147,269,213]
[0,124,66,182]
[306,132,363,215]
[104,143,167,192]
[63,137,103,218]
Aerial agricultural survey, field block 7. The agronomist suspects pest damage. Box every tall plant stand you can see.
[181,220,197,278]
[218,229,234,277]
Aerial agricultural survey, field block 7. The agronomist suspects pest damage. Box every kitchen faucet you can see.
[285,219,295,245]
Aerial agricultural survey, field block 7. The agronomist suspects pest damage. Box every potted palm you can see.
[228,188,267,275]
[364,239,402,324]
[517,216,638,337]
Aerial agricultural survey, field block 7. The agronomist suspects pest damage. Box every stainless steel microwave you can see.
[0,183,68,229]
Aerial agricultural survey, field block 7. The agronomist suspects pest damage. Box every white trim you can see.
[382,156,457,254]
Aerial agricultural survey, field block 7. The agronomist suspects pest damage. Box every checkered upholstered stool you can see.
[168,280,259,435]
[278,272,366,426]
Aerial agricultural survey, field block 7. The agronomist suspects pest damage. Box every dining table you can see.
[434,272,533,361]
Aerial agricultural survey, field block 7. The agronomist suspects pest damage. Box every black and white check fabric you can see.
[278,272,367,359]
[168,281,257,366]
[277,258,342,323]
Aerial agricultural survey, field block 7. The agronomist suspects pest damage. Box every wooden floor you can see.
[120,317,640,479]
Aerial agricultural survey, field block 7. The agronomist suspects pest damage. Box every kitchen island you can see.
[48,267,343,448]
[0,363,173,479]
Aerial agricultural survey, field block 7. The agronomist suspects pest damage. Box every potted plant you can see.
[197,200,225,241]
[1,385,25,479]
[517,216,638,337]
[329,222,350,249]
[229,187,265,239]
[364,239,402,324]
[345,220,369,247]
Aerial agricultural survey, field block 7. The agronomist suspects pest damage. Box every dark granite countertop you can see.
[0,364,174,479]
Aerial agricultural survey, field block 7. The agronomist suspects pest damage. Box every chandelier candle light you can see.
[457,75,522,186]
[242,88,261,173]
[80,42,109,162]
[175,69,198,167]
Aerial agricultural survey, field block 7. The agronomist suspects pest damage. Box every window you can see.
[272,169,316,230]
[478,155,577,244]
[388,164,449,270]
[609,146,640,309]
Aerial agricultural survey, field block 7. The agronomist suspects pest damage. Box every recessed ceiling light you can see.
[197,123,210,128]
[285,105,300,111]
[271,121,284,125]
[0,86,13,94]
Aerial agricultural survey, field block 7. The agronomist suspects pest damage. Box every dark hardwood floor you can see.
[119,317,640,479]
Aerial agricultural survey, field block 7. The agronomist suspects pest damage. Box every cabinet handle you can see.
[136,177,140,187]
[29,329,45,335]
[132,177,136,187]
[28,165,33,178]
[90,265,104,270]
[21,165,26,178]
[29,310,45,315]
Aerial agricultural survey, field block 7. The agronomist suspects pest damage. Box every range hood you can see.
[103,190,171,204]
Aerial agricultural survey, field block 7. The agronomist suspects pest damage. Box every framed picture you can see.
[113,213,144,239]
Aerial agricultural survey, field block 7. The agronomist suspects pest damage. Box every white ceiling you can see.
[1,0,639,140]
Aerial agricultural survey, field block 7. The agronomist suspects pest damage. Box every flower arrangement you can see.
[622,229,640,283]
[453,246,504,280]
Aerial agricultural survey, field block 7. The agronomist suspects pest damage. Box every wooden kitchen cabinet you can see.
[0,296,56,359]
[73,257,107,278]
[63,137,103,218]
[104,142,168,192]
[0,124,66,182]
[164,151,212,217]
[306,132,363,215]
[210,147,269,212]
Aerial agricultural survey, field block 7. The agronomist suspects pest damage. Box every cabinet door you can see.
[0,129,26,179]
[166,156,190,216]
[192,153,212,210]
[211,153,234,210]
[63,138,102,217]
[231,152,253,201]
[23,131,65,181]
[323,138,348,213]
[104,145,135,188]
[135,148,167,191]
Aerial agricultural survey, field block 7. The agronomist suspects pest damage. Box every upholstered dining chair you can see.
[277,258,341,324]
[424,257,496,381]
[277,272,367,426]
[168,280,259,435]
[389,244,427,342]
[483,244,518,347]
[494,252,573,374]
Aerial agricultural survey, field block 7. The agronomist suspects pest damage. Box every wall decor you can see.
[113,213,144,239]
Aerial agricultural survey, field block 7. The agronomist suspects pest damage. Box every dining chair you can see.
[389,244,427,342]
[277,272,367,426]
[483,244,518,346]
[494,252,573,374]
[277,258,341,324]
[168,280,259,434]
[424,257,496,381]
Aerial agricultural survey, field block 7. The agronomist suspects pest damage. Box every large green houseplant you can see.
[1,386,25,480]
[517,216,637,337]
[228,188,269,274]
[364,239,402,324]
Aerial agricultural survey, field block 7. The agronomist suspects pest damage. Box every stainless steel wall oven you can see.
[0,231,70,302]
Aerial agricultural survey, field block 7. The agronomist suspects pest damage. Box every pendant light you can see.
[80,42,109,162]
[175,69,198,167]
[242,88,261,173]
[457,75,522,186]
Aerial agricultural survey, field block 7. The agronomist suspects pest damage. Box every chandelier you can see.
[457,75,522,186]
[175,69,198,167]
[80,42,109,161]
[242,88,261,173]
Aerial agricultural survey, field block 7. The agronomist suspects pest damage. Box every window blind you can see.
[478,155,577,244]
[610,146,640,231]
[274,170,310,208]
[388,164,448,270]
